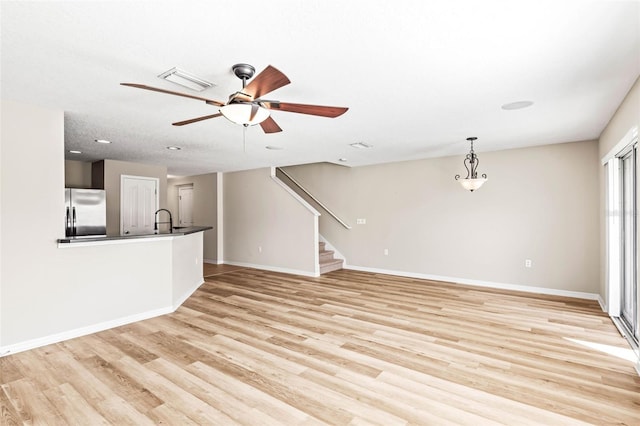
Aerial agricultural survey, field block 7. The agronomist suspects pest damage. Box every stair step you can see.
[319,258,343,274]
[319,250,335,262]
[318,241,342,274]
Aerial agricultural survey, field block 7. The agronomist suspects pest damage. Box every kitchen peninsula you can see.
[4,225,213,355]
[56,227,212,320]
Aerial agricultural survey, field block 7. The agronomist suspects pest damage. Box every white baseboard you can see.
[203,258,222,265]
[597,295,607,312]
[344,264,600,300]
[0,306,173,358]
[223,260,319,278]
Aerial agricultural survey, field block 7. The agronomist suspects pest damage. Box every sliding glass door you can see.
[620,147,638,339]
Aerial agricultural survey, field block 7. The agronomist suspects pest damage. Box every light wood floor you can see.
[2,268,639,425]
[203,262,246,277]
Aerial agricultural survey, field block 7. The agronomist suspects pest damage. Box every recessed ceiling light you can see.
[94,139,112,144]
[69,150,82,154]
[501,100,534,110]
[265,145,284,150]
[166,146,182,150]
[350,142,373,149]
[158,67,215,92]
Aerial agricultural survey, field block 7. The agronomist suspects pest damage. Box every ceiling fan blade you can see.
[259,116,283,133]
[172,113,223,126]
[121,83,225,107]
[262,101,348,118]
[242,65,291,99]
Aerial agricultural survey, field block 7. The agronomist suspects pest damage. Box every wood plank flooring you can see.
[2,267,639,425]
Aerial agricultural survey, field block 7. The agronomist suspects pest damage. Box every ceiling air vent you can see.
[350,142,373,149]
[158,67,215,92]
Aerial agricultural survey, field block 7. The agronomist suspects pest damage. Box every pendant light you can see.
[455,137,487,192]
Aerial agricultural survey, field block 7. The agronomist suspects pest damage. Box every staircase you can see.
[319,241,343,274]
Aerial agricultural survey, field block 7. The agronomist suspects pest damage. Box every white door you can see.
[121,175,158,235]
[178,186,194,227]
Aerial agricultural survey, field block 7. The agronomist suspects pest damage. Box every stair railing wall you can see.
[275,167,352,230]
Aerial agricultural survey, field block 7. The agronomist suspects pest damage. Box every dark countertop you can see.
[57,226,213,244]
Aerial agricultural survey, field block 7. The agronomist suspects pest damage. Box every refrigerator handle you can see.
[65,206,71,235]
[72,206,77,236]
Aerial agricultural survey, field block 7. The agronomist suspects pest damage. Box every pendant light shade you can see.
[455,137,487,192]
[220,103,270,126]
[457,177,487,191]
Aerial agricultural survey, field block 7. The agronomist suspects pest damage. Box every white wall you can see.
[1,100,66,347]
[223,168,318,276]
[284,140,600,296]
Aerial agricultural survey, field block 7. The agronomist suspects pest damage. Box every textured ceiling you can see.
[2,1,639,176]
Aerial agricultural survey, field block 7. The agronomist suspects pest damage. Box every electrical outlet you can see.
[258,246,262,253]
[384,248,389,256]
[525,259,532,268]
[356,218,366,225]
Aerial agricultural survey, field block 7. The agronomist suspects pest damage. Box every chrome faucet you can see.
[154,209,173,233]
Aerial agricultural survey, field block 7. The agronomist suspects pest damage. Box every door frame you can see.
[619,146,638,336]
[120,175,159,235]
[603,126,639,346]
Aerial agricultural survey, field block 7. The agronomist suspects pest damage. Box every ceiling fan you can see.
[121,64,348,133]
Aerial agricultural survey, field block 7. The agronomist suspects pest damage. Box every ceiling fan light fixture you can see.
[220,103,270,126]
[124,64,346,133]
[158,67,214,92]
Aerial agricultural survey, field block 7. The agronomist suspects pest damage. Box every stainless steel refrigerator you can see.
[65,188,106,237]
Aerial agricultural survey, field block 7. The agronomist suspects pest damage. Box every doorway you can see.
[178,185,194,227]
[120,175,159,235]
